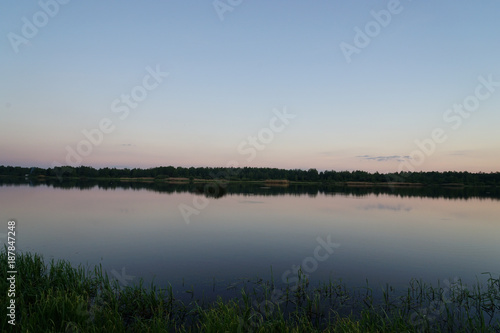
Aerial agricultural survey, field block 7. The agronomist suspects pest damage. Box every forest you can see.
[0,165,499,186]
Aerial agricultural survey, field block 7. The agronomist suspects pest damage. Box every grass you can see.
[1,248,499,332]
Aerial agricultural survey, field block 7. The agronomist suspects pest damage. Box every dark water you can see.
[1,180,499,300]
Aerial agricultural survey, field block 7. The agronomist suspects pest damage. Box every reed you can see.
[1,248,499,332]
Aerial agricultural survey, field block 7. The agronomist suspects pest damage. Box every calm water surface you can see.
[1,182,499,299]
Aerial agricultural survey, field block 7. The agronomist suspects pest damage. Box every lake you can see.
[1,180,499,302]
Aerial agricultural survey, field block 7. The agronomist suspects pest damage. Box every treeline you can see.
[1,165,499,186]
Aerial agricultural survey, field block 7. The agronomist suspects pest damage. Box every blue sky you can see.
[1,0,499,172]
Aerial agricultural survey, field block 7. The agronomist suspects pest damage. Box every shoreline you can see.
[1,249,498,332]
[0,174,494,188]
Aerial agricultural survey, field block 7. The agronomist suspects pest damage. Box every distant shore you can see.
[1,165,499,187]
[1,174,496,188]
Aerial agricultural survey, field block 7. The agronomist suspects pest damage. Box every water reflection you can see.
[1,180,499,303]
[1,178,499,200]
[360,204,413,212]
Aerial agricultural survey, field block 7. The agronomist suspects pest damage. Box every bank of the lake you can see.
[1,165,500,187]
[1,249,499,332]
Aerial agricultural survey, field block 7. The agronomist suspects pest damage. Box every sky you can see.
[1,0,499,173]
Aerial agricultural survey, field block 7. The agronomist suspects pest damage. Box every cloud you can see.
[356,155,411,162]
[120,144,133,147]
[447,150,470,156]
[319,151,339,156]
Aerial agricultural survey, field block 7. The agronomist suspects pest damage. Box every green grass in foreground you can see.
[1,248,499,332]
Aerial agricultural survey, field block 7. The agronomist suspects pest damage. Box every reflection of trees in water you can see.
[1,178,499,200]
[194,183,227,199]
